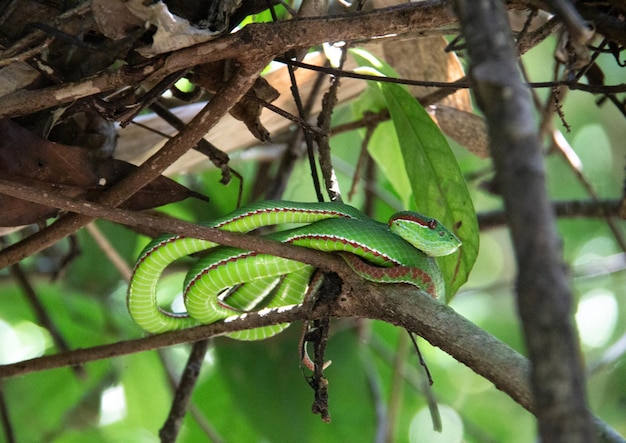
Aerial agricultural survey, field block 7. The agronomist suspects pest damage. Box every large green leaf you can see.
[380,82,478,299]
[210,328,376,442]
[349,52,413,208]
[350,49,478,300]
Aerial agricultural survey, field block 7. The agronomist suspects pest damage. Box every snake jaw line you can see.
[389,212,462,257]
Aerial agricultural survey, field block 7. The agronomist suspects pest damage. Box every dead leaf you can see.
[194,61,280,142]
[0,119,208,226]
[430,105,490,158]
[0,119,99,186]
[92,0,144,41]
[89,158,209,211]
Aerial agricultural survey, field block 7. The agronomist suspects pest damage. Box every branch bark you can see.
[0,273,622,442]
[0,1,456,119]
[453,0,596,442]
[0,1,623,440]
[0,61,267,268]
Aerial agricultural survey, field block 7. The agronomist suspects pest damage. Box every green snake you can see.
[127,201,461,339]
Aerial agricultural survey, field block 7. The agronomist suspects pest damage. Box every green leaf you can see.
[350,49,479,300]
[380,82,478,299]
[349,49,412,207]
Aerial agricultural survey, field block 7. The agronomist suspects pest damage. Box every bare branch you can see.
[453,0,597,441]
[0,1,456,118]
[0,274,621,441]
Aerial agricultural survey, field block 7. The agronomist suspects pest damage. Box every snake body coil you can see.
[127,201,461,339]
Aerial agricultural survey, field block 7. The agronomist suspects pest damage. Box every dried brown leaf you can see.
[92,0,144,41]
[0,119,207,226]
[431,105,490,158]
[194,62,280,142]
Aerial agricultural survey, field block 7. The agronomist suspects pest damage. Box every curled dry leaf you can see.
[0,119,207,227]
[229,77,281,142]
[194,61,280,142]
[430,105,490,158]
[91,0,144,41]
[123,0,222,57]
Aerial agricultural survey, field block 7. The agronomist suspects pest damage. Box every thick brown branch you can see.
[0,61,166,118]
[453,0,596,441]
[0,1,456,118]
[0,276,621,442]
[0,177,343,273]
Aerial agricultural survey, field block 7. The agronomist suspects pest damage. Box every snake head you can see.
[388,212,462,257]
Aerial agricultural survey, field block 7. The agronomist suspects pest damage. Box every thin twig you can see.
[158,348,225,443]
[0,304,313,379]
[280,58,472,88]
[265,67,328,200]
[7,262,83,377]
[0,61,268,269]
[287,61,324,202]
[85,223,132,281]
[0,383,15,443]
[160,340,211,443]
[477,199,623,229]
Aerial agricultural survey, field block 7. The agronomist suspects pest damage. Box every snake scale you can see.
[127,201,461,339]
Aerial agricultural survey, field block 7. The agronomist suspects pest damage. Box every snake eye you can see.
[427,219,437,230]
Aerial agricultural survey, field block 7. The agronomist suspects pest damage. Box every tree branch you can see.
[0,61,268,268]
[477,199,623,229]
[0,1,456,118]
[160,340,210,443]
[0,177,343,273]
[0,274,622,442]
[453,0,597,441]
